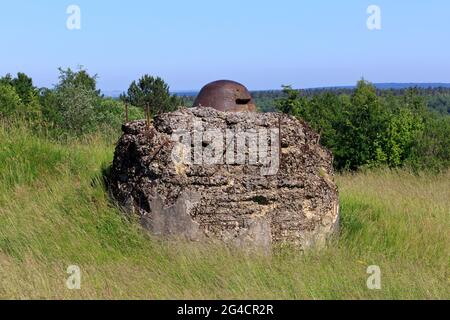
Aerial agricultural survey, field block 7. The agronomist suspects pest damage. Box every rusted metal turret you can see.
[193,80,257,112]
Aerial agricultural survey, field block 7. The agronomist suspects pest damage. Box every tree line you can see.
[0,68,448,171]
[275,81,450,171]
[0,67,181,138]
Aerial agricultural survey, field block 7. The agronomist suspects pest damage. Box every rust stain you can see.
[193,80,257,112]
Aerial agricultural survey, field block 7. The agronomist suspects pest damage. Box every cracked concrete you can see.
[109,107,339,251]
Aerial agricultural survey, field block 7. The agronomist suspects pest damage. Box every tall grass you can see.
[0,122,448,299]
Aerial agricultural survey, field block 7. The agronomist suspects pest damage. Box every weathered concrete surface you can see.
[109,107,339,250]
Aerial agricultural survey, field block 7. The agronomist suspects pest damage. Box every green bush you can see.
[407,115,450,171]
[123,74,182,116]
[276,80,446,171]
[0,83,41,122]
[96,98,144,131]
[0,84,22,118]
[1,69,448,171]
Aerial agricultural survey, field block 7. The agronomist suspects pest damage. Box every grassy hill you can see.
[0,122,448,299]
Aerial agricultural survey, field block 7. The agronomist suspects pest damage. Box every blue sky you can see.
[1,0,449,91]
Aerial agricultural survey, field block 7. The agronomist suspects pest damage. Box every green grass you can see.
[0,122,449,299]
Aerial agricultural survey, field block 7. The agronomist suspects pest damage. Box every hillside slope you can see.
[0,123,448,299]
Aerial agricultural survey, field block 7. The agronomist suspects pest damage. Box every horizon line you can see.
[101,82,450,96]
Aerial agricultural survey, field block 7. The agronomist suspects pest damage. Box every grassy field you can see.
[0,123,448,299]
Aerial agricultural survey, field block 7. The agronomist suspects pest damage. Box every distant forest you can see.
[182,86,450,115]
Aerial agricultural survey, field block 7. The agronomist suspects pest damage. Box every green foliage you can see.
[40,67,100,135]
[0,68,147,138]
[54,82,99,135]
[96,98,144,132]
[426,93,450,115]
[258,85,450,115]
[336,80,390,169]
[275,85,306,115]
[55,67,99,94]
[10,72,35,105]
[38,88,60,125]
[40,67,145,137]
[0,83,41,122]
[275,80,446,171]
[380,106,424,167]
[21,90,42,122]
[124,74,181,116]
[0,73,42,122]
[1,69,448,171]
[0,84,23,118]
[252,90,285,112]
[407,115,450,171]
